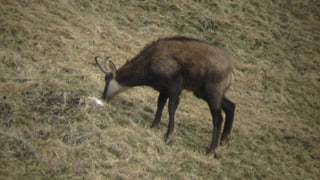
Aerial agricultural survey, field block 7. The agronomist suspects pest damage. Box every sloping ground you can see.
[0,0,319,179]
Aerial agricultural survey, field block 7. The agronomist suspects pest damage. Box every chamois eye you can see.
[105,73,113,81]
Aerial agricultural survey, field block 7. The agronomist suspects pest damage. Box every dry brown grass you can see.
[0,0,319,179]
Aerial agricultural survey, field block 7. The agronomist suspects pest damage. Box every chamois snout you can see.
[102,73,113,100]
[96,56,116,100]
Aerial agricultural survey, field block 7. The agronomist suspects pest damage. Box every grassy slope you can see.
[0,0,319,179]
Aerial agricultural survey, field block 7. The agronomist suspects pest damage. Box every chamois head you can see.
[95,56,127,100]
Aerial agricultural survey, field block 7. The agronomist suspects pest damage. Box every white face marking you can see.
[106,79,128,99]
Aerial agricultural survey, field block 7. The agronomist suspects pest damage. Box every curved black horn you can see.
[95,56,108,74]
[105,56,117,73]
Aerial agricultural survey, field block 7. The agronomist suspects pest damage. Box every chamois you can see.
[95,36,235,157]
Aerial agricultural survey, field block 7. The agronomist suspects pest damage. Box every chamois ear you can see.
[104,56,117,75]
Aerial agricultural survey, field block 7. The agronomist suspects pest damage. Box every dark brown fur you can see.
[99,36,235,157]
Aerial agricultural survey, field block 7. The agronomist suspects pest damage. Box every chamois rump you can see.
[95,36,235,157]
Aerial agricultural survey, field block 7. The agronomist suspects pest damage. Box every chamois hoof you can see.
[150,123,158,129]
[206,148,219,158]
[164,134,173,145]
[220,135,230,146]
[214,152,219,159]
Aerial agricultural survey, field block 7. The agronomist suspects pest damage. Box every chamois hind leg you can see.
[164,88,181,144]
[205,93,223,158]
[220,97,235,146]
[150,93,168,128]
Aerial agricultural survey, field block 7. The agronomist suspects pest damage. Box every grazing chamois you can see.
[95,36,235,157]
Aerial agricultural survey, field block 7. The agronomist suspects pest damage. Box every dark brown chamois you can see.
[95,36,235,157]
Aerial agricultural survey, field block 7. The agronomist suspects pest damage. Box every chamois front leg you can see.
[205,93,223,158]
[150,93,168,128]
[164,92,180,144]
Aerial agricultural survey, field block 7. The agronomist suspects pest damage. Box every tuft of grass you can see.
[0,0,319,179]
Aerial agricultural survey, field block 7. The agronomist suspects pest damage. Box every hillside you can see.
[0,0,319,179]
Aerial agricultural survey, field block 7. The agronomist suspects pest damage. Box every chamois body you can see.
[96,36,235,157]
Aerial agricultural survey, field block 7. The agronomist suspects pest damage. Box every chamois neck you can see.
[115,59,150,87]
